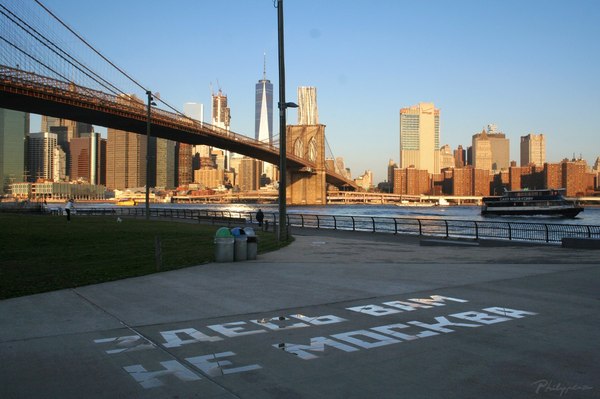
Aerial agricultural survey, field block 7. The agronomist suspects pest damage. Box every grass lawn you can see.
[0,214,290,299]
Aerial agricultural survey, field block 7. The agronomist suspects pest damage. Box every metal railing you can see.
[42,207,600,244]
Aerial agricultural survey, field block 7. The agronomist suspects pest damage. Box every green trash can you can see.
[214,227,234,262]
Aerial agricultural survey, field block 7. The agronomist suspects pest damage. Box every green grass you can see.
[0,214,290,299]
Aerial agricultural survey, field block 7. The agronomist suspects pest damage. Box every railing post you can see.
[352,216,355,231]
[301,214,305,228]
[474,221,479,240]
[394,218,398,235]
[333,216,337,230]
[316,215,320,229]
[587,225,591,238]
[418,219,422,236]
[545,224,549,243]
[371,217,375,233]
[445,220,449,238]
[508,222,512,241]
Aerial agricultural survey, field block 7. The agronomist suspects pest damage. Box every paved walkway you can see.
[1,230,598,398]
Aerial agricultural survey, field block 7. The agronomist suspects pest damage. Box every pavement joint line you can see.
[3,263,594,347]
[69,288,244,398]
[74,262,599,334]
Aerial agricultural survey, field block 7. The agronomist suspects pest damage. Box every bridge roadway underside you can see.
[0,91,285,164]
[0,91,353,190]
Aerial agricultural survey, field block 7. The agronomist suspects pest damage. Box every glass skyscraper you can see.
[255,62,273,144]
[27,132,58,182]
[255,58,274,182]
[0,109,29,194]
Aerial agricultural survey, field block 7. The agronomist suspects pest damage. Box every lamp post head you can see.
[279,101,298,110]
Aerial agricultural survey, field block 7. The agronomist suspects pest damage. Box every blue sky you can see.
[36,0,600,182]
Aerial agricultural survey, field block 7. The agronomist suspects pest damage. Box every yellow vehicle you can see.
[116,198,137,206]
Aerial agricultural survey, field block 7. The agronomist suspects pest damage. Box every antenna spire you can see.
[263,52,267,80]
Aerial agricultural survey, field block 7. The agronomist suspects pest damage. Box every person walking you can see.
[65,199,74,222]
[256,209,264,227]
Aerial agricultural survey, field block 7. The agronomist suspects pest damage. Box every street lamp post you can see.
[276,0,297,241]
[145,90,152,220]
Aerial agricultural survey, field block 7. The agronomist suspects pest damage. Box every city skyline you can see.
[26,0,600,183]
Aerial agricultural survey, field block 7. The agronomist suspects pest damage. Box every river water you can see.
[145,203,600,226]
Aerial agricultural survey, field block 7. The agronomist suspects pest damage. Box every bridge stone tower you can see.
[286,124,327,205]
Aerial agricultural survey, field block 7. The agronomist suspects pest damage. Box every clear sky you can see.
[36,0,600,182]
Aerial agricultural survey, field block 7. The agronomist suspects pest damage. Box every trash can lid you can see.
[231,227,245,236]
[215,227,233,237]
[244,227,256,237]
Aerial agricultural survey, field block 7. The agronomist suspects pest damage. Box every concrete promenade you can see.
[1,229,599,398]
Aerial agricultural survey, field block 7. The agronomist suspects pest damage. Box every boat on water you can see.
[397,197,449,207]
[481,188,583,218]
[116,198,137,206]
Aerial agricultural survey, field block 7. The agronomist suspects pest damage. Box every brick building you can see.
[393,167,430,195]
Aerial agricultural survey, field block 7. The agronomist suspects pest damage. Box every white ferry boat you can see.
[481,188,583,218]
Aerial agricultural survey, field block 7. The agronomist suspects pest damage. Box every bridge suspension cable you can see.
[32,0,145,90]
[1,1,355,188]
[0,0,201,126]
[0,3,123,97]
[32,0,209,124]
[325,136,346,176]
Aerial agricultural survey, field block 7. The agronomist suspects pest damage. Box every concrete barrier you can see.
[561,238,600,250]
[420,238,479,247]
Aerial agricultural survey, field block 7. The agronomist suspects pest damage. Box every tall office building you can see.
[387,159,398,190]
[0,109,29,194]
[255,58,274,181]
[211,90,230,130]
[42,116,93,180]
[399,102,440,174]
[454,145,466,167]
[27,132,57,181]
[520,133,546,167]
[238,157,261,191]
[69,133,104,185]
[439,144,455,170]
[156,138,176,189]
[255,58,274,143]
[105,128,147,190]
[176,142,193,187]
[211,89,231,169]
[485,124,510,171]
[52,146,67,182]
[471,129,492,171]
[41,116,92,142]
[297,86,318,125]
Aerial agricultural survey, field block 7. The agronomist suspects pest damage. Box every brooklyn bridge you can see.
[0,0,357,204]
